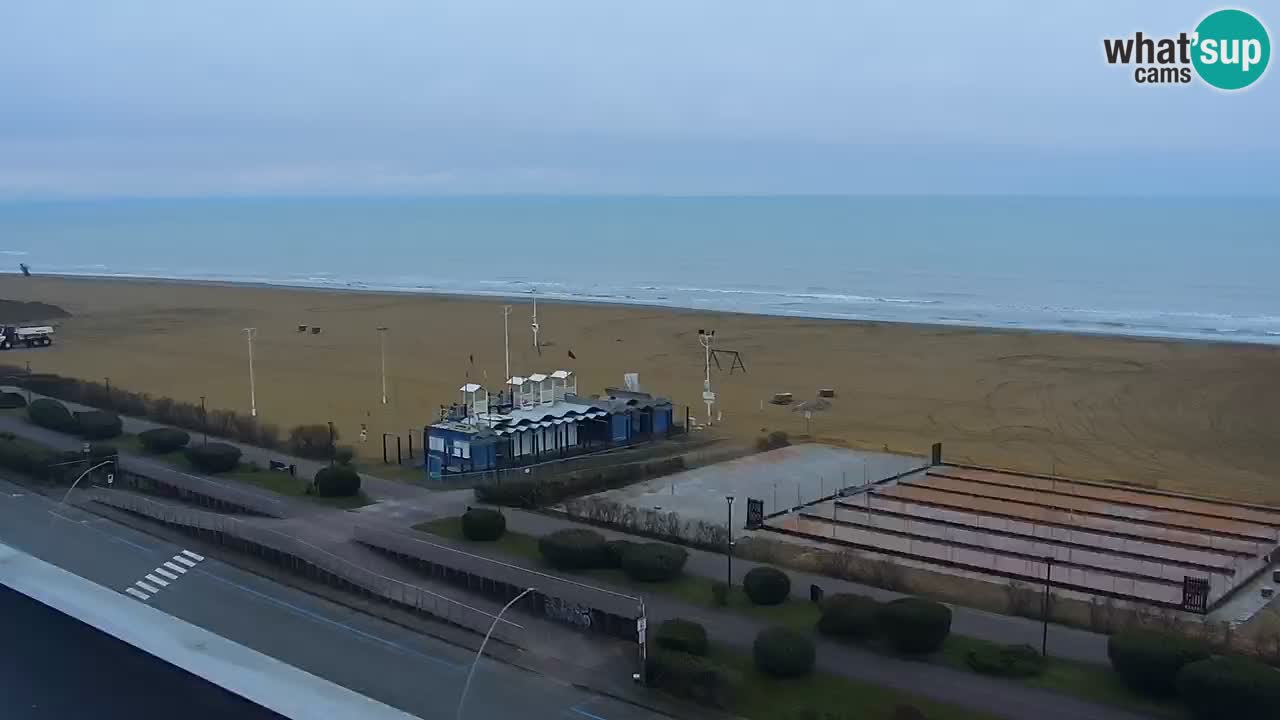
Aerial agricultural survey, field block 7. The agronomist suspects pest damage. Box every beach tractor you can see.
[0,325,55,350]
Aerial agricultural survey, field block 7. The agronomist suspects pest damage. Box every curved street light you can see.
[60,457,117,506]
[456,587,535,720]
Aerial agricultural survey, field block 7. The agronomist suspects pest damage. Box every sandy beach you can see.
[3,275,1279,504]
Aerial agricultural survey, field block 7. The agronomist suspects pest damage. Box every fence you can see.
[87,490,522,642]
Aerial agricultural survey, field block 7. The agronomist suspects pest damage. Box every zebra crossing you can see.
[123,549,204,601]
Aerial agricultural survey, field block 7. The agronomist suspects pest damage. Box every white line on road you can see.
[163,561,187,574]
[154,567,178,580]
[174,555,197,567]
[145,574,169,587]
[124,587,150,601]
[136,580,159,594]
[181,550,205,562]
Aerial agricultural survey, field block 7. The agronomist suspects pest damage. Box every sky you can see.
[0,1,1276,197]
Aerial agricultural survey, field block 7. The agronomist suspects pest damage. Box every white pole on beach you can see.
[502,305,511,381]
[243,327,257,417]
[377,326,388,405]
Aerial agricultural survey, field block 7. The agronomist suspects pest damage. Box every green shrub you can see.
[28,398,77,433]
[621,542,688,582]
[743,566,791,605]
[965,643,1046,678]
[538,528,608,570]
[877,598,952,654]
[711,581,729,607]
[473,457,687,509]
[288,423,336,460]
[756,430,792,451]
[752,626,815,678]
[314,465,361,497]
[76,410,123,440]
[0,438,59,480]
[460,507,506,541]
[890,706,927,720]
[474,478,540,507]
[1177,656,1280,719]
[0,392,27,409]
[817,593,880,640]
[604,539,638,568]
[654,618,709,656]
[646,650,737,709]
[87,443,118,460]
[184,442,242,474]
[333,445,355,465]
[1107,628,1209,697]
[138,427,190,454]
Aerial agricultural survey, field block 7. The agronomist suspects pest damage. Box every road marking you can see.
[174,555,197,567]
[569,705,609,720]
[136,580,159,594]
[181,550,205,562]
[163,561,187,574]
[145,574,169,587]
[154,567,178,580]
[125,587,150,601]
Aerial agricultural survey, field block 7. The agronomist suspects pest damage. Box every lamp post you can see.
[242,327,257,417]
[327,421,336,467]
[24,361,31,403]
[457,587,535,720]
[200,395,208,445]
[725,496,735,588]
[1041,556,1053,657]
[376,326,388,405]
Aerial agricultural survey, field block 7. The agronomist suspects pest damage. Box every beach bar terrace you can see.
[425,370,674,478]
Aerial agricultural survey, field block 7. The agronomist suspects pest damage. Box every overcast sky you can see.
[1,1,1275,197]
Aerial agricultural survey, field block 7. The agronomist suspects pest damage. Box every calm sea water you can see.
[2,196,1278,344]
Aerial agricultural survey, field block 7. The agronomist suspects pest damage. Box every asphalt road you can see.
[0,476,663,720]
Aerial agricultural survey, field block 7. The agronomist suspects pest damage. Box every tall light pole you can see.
[376,326,388,405]
[726,495,735,588]
[698,329,716,425]
[502,305,512,381]
[242,328,257,417]
[200,395,208,445]
[457,587,535,720]
[1041,556,1053,657]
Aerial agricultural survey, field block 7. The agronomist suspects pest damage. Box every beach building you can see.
[425,370,674,478]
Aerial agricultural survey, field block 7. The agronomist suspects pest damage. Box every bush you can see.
[0,392,27,409]
[474,478,541,508]
[711,581,729,607]
[333,445,355,465]
[0,438,59,480]
[965,644,1046,678]
[622,542,689,582]
[646,650,737,709]
[1107,628,1209,697]
[184,442,242,474]
[138,427,190,454]
[654,618,709,656]
[473,456,688,509]
[604,539,638,568]
[756,430,792,451]
[877,598,952,654]
[1177,656,1280,719]
[817,594,880,640]
[87,443,118,460]
[890,706,927,720]
[743,566,791,606]
[289,423,336,460]
[314,465,361,497]
[538,528,608,570]
[28,398,77,433]
[460,507,506,541]
[752,626,815,678]
[76,410,123,440]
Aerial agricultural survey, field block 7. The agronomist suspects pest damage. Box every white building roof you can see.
[550,369,573,379]
[458,383,483,393]
[527,373,548,383]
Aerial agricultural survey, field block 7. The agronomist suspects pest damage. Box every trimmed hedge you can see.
[604,539,638,568]
[646,650,737,709]
[965,643,1046,678]
[184,442,242,474]
[87,443,118,460]
[474,456,687,508]
[0,392,27,409]
[138,427,190,454]
[621,542,688,582]
[817,593,880,640]
[1177,656,1280,719]
[288,424,337,460]
[743,566,791,606]
[877,598,952,654]
[0,437,59,480]
[538,529,608,570]
[1107,628,1209,697]
[460,508,506,541]
[653,618,709,657]
[76,410,123,440]
[28,398,77,433]
[752,626,815,678]
[314,465,361,497]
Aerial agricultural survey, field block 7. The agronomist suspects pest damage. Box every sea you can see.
[2,196,1278,345]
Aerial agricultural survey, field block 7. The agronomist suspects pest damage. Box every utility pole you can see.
[377,326,389,405]
[243,328,257,417]
[328,421,336,467]
[1041,556,1053,657]
[200,395,208,445]
[502,305,511,381]
[725,496,735,587]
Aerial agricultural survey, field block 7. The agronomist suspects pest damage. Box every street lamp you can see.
[726,496,735,588]
[457,587,535,720]
[376,326,388,405]
[1041,556,1054,657]
[200,396,208,445]
[327,421,336,467]
[242,327,257,417]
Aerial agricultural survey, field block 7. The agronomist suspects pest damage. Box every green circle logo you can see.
[1193,9,1270,90]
